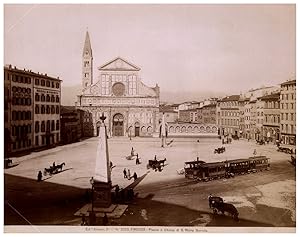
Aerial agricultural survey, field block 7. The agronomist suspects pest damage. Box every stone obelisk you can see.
[92,113,112,208]
[160,112,167,147]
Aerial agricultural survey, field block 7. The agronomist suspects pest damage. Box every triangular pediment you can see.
[98,57,140,71]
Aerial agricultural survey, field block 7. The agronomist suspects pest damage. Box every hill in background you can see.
[61,84,227,106]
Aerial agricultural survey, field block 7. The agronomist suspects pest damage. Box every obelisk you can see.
[160,112,167,147]
[92,112,112,208]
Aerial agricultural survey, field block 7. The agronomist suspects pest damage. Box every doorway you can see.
[113,113,124,136]
[134,122,140,137]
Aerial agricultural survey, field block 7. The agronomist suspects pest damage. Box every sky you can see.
[4,4,296,95]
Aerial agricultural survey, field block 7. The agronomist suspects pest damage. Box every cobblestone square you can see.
[4,137,296,228]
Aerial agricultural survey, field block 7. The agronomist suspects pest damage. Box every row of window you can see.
[11,124,32,137]
[12,139,32,150]
[281,102,295,110]
[219,101,239,107]
[35,93,60,103]
[220,119,239,126]
[220,111,239,117]
[12,75,32,84]
[265,101,280,109]
[12,97,32,106]
[281,113,295,121]
[12,111,32,121]
[12,87,31,94]
[35,133,59,146]
[35,78,60,88]
[265,115,280,124]
[282,93,295,100]
[35,120,59,133]
[281,124,295,134]
[281,84,295,91]
[35,105,60,114]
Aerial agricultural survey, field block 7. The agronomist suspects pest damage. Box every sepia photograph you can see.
[3,2,296,233]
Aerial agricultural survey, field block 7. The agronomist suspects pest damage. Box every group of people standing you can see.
[123,168,138,181]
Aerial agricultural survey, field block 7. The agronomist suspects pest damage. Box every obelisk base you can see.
[93,181,112,208]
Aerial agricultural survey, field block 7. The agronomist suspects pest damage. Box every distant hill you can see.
[61,84,227,106]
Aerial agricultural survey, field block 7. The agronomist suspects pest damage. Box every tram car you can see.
[197,162,227,181]
[184,156,270,181]
[184,160,206,178]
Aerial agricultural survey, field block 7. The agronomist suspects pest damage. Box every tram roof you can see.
[201,162,226,168]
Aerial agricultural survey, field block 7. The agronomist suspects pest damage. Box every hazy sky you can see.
[4,4,295,94]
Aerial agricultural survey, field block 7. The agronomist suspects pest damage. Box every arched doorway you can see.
[134,122,140,137]
[113,113,124,136]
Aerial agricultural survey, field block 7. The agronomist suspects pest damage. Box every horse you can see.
[158,158,167,166]
[212,201,239,221]
[55,162,65,172]
[44,167,54,176]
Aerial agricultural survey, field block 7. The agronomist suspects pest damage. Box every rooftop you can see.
[259,92,280,101]
[220,95,240,102]
[4,65,61,81]
[280,80,296,86]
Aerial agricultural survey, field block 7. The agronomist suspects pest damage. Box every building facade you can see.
[178,109,198,123]
[260,93,280,143]
[216,95,240,137]
[197,104,216,124]
[76,31,160,137]
[60,106,82,144]
[33,72,61,148]
[4,65,61,157]
[280,80,296,145]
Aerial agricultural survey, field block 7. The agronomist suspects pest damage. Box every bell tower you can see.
[82,30,93,90]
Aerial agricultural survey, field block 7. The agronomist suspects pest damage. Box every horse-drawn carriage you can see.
[147,158,167,171]
[44,162,65,176]
[257,140,265,145]
[291,154,296,166]
[277,144,295,154]
[209,196,239,221]
[214,147,225,154]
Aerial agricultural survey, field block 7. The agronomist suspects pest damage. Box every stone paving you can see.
[4,136,296,227]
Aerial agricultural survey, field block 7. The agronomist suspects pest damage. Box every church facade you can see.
[76,31,160,137]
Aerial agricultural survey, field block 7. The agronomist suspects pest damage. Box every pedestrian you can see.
[81,214,87,226]
[110,161,113,169]
[154,155,157,161]
[136,154,140,165]
[37,171,42,182]
[208,194,213,208]
[53,162,55,168]
[127,169,131,179]
[133,172,138,181]
[131,147,134,157]
[123,168,127,179]
[253,149,257,156]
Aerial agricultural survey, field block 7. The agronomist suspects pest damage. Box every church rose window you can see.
[112,82,125,96]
